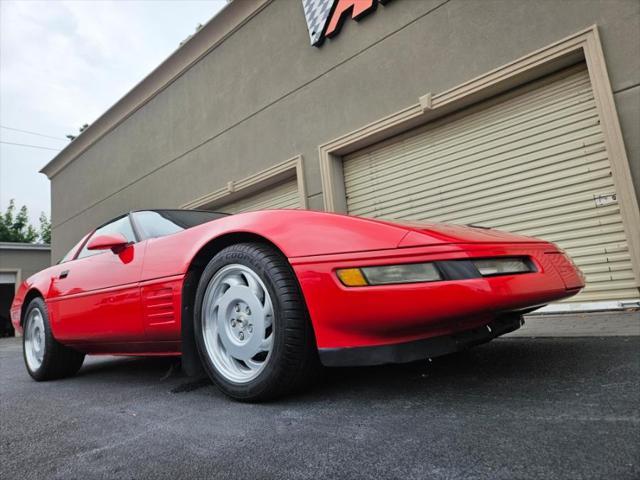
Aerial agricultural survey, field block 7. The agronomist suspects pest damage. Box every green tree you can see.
[0,200,41,243]
[39,212,51,244]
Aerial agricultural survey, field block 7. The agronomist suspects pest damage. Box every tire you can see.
[194,242,320,401]
[23,297,85,381]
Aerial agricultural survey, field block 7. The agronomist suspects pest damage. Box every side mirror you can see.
[86,233,130,254]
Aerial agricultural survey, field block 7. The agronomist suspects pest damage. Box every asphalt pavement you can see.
[1,333,639,479]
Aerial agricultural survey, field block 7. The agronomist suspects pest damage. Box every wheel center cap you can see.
[230,303,254,342]
[216,285,265,361]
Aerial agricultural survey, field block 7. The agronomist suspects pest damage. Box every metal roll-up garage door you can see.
[0,272,17,284]
[343,65,639,305]
[219,178,301,214]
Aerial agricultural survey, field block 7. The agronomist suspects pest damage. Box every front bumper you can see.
[319,313,524,366]
[291,242,583,353]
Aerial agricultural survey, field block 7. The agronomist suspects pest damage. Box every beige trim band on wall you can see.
[181,155,307,210]
[318,25,640,285]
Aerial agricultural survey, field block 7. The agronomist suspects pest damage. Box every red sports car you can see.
[10,209,584,400]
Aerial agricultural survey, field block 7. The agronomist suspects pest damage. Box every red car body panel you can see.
[10,210,584,362]
[292,243,579,348]
[47,242,147,343]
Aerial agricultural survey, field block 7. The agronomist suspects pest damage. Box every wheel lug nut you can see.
[239,332,244,340]
[231,320,236,327]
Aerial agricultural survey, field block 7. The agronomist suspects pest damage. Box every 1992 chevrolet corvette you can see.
[11,209,584,400]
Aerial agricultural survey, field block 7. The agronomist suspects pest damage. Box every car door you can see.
[47,214,146,343]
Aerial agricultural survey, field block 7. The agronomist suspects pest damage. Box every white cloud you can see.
[0,0,225,223]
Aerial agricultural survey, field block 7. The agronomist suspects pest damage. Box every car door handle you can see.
[59,270,69,279]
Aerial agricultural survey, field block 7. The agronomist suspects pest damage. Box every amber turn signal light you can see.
[336,268,369,287]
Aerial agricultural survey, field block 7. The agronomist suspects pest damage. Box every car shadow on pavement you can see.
[76,355,180,380]
[303,338,584,400]
[67,337,634,404]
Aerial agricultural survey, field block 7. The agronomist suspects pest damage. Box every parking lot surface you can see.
[1,335,638,480]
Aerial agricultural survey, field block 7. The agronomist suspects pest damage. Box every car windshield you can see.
[133,210,227,239]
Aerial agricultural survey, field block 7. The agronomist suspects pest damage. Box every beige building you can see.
[41,0,640,311]
[0,243,51,335]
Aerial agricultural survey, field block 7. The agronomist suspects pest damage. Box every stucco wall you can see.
[0,247,51,282]
[48,0,640,261]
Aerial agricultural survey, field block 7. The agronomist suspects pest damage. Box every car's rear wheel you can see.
[23,297,85,381]
[194,242,319,401]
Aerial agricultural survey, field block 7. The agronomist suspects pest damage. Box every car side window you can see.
[77,216,137,259]
[58,235,89,263]
[132,210,226,239]
[133,211,184,239]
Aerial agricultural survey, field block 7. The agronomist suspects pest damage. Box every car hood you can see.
[373,219,549,246]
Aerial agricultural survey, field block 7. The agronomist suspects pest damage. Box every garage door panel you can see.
[345,115,603,192]
[491,202,619,232]
[521,213,622,239]
[414,101,600,165]
[441,167,614,218]
[0,272,17,284]
[423,172,612,218]
[348,75,594,170]
[577,252,631,267]
[581,280,639,293]
[355,170,615,222]
[345,126,606,202]
[554,232,629,251]
[581,260,633,275]
[346,139,606,205]
[347,157,608,216]
[346,146,610,213]
[219,178,300,214]
[501,206,621,235]
[432,142,608,196]
[344,66,638,304]
[428,78,595,141]
[456,210,623,241]
[582,285,635,300]
[578,287,639,302]
[570,243,628,260]
[530,223,626,244]
[345,81,597,179]
[347,136,606,195]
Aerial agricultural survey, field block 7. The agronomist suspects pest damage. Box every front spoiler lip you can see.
[318,313,524,367]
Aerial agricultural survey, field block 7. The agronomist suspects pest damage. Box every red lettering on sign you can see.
[325,0,378,39]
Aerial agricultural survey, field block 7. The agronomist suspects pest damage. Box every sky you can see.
[0,0,226,226]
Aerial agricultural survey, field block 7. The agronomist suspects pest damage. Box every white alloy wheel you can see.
[24,307,46,371]
[201,264,274,383]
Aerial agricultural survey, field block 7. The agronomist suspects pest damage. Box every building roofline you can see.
[40,0,272,179]
[0,242,51,251]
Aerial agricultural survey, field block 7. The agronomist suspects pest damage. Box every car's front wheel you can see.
[23,297,85,381]
[194,243,319,401]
